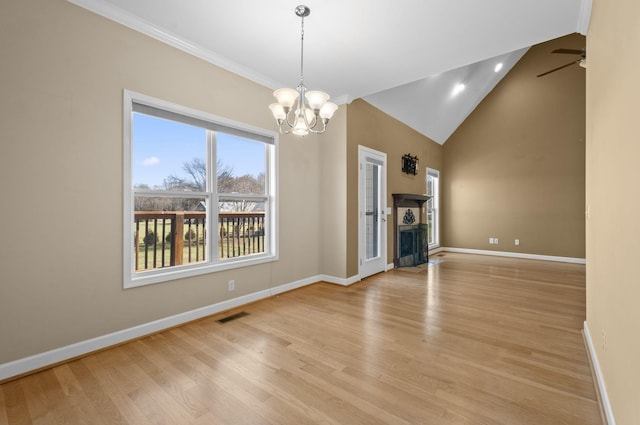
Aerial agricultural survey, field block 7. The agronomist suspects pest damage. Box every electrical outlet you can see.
[228,280,235,291]
[515,239,520,246]
[489,237,493,244]
[495,238,499,244]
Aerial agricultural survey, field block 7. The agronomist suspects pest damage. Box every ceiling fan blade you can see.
[552,48,585,55]
[536,60,579,77]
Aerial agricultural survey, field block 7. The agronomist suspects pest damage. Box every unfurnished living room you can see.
[0,0,638,424]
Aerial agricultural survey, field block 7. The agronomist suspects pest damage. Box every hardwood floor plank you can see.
[17,373,62,425]
[0,253,602,424]
[48,364,114,425]
[80,355,152,425]
[1,381,31,425]
[0,384,7,425]
[117,343,203,424]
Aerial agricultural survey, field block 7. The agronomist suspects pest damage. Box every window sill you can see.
[124,254,278,289]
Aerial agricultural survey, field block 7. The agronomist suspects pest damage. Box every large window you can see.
[123,91,277,288]
[426,168,440,248]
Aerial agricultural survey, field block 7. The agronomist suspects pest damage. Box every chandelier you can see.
[269,5,338,136]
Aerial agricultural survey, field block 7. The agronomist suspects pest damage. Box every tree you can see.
[219,173,265,212]
[152,157,264,212]
[163,158,237,194]
[216,161,235,193]
[163,158,207,191]
[231,173,264,194]
[143,230,157,245]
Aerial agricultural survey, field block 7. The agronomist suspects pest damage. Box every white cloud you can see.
[142,156,160,166]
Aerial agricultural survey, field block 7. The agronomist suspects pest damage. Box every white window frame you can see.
[427,168,440,249]
[123,90,278,288]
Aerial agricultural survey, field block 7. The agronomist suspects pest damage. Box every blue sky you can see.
[132,113,265,188]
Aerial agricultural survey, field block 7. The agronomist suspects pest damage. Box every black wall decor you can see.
[402,154,418,175]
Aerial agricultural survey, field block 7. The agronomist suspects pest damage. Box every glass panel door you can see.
[365,163,379,260]
[359,146,387,279]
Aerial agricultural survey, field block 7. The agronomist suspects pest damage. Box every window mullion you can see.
[208,130,218,263]
[217,193,268,202]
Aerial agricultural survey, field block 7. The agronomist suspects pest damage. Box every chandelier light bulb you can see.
[292,113,310,136]
[305,90,330,110]
[273,88,299,109]
[292,122,309,136]
[268,103,286,121]
[319,102,338,120]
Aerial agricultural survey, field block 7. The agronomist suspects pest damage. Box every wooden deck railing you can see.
[134,211,265,272]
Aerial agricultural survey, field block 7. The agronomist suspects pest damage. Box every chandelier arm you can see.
[298,86,315,130]
[283,106,298,129]
[296,82,317,132]
[308,119,327,134]
[278,126,292,135]
[308,110,319,130]
[294,86,306,129]
[280,88,306,131]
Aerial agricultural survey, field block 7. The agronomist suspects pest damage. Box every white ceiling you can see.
[68,0,591,143]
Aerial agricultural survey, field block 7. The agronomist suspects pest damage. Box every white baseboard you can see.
[268,275,320,295]
[0,274,336,382]
[429,247,445,255]
[441,247,586,264]
[318,274,360,286]
[583,321,616,425]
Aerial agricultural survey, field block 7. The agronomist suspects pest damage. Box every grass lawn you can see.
[135,236,265,272]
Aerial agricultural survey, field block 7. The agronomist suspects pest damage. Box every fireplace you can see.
[398,224,429,267]
[392,193,431,268]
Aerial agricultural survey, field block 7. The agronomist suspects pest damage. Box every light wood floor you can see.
[0,253,602,424]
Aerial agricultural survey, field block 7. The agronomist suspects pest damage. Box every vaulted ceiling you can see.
[68,0,591,143]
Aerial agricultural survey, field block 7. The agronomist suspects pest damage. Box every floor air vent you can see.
[217,311,249,324]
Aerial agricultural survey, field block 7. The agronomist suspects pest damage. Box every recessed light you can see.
[494,63,503,72]
[452,83,465,96]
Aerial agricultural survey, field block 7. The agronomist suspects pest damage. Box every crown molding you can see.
[66,0,284,90]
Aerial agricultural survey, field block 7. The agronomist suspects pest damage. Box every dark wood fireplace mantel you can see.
[392,193,431,208]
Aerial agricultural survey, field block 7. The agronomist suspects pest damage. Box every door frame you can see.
[358,145,388,279]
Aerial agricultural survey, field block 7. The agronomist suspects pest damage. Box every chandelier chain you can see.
[299,14,305,85]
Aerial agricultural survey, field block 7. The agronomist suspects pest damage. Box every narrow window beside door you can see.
[426,168,440,248]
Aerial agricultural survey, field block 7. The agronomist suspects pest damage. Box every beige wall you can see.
[319,107,348,278]
[346,100,443,276]
[586,0,640,423]
[442,34,586,258]
[0,0,328,364]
